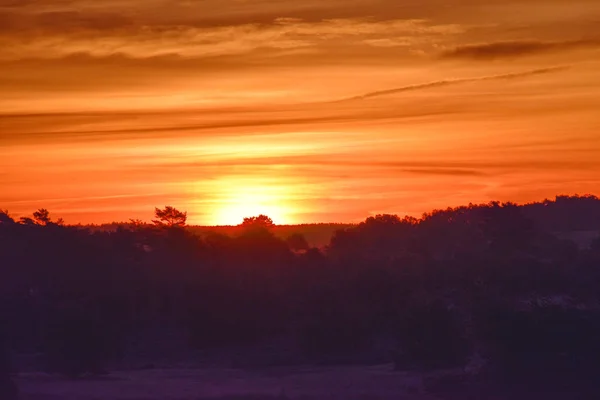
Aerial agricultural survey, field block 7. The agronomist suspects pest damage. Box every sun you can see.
[208,181,296,226]
[214,201,287,226]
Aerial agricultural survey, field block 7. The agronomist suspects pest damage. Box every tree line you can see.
[2,195,600,398]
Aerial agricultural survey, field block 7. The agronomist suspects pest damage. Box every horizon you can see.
[6,193,598,227]
[2,0,600,225]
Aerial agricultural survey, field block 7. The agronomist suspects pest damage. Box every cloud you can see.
[340,66,570,101]
[34,10,133,31]
[402,168,485,177]
[141,155,600,174]
[0,103,458,144]
[441,39,600,60]
[0,17,462,61]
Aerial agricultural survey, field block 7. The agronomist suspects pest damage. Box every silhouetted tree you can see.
[480,202,536,254]
[363,214,404,226]
[240,214,275,230]
[329,214,417,260]
[0,210,14,225]
[128,218,146,228]
[152,206,187,227]
[18,216,36,225]
[286,233,309,252]
[33,208,51,226]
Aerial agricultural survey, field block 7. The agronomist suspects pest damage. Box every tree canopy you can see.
[0,210,14,225]
[152,206,187,227]
[33,208,51,226]
[240,214,275,230]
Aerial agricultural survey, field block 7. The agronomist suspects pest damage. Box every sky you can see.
[1,0,600,225]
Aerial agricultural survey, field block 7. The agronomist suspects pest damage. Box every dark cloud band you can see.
[441,39,600,60]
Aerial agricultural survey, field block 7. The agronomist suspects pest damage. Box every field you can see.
[17,364,433,400]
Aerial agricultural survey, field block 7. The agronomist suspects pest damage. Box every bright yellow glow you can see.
[207,179,296,226]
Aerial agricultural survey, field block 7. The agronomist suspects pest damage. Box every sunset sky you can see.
[1,0,600,225]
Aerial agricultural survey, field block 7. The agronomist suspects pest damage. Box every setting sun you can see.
[206,179,296,226]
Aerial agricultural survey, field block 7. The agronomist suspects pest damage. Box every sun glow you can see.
[207,180,297,226]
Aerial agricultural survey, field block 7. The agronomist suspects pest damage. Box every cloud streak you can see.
[441,39,600,60]
[340,66,570,101]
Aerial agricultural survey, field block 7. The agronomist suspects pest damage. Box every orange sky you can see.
[1,0,600,225]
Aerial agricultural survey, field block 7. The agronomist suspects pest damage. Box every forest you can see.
[2,195,600,399]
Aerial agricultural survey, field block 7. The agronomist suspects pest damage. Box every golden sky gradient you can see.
[1,0,600,225]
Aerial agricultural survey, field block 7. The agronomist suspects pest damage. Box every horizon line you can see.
[4,193,598,228]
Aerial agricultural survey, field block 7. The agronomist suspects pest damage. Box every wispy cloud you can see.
[340,66,570,101]
[0,15,461,61]
[441,39,600,60]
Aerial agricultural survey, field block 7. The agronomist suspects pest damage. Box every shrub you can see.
[478,304,600,389]
[393,301,469,370]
